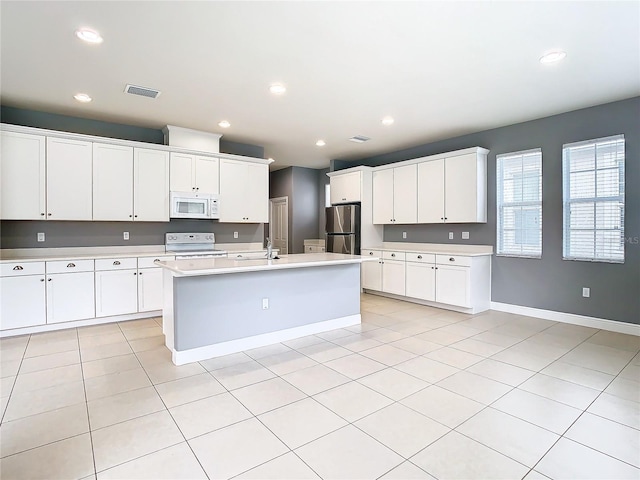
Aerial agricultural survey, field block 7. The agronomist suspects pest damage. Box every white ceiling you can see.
[1,1,638,170]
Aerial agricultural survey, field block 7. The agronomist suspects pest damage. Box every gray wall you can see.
[336,97,640,325]
[268,167,322,254]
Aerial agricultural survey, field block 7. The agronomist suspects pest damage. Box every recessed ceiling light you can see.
[73,93,92,103]
[75,28,103,44]
[218,120,231,128]
[539,50,566,64]
[316,140,326,147]
[382,116,395,126]
[269,83,287,95]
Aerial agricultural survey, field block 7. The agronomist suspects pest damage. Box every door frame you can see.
[269,196,289,254]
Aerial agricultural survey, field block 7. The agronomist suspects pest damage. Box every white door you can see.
[134,148,170,221]
[245,163,269,222]
[93,143,134,221]
[194,156,219,194]
[445,153,478,223]
[46,272,95,323]
[393,164,418,224]
[269,197,289,254]
[435,265,471,307]
[361,259,382,291]
[372,169,394,224]
[0,276,46,330]
[219,159,246,222]
[0,131,46,220]
[382,259,406,296]
[405,262,436,301]
[95,269,138,317]
[46,137,93,220]
[169,153,194,192]
[137,267,163,312]
[417,158,445,223]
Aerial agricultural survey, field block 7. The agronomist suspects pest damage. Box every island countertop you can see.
[157,252,378,276]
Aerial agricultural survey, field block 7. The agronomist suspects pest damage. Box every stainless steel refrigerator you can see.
[326,204,361,255]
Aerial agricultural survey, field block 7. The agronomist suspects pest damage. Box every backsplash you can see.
[0,220,264,249]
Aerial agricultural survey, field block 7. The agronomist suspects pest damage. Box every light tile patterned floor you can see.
[1,293,639,479]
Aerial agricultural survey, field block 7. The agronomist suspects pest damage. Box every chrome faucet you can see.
[266,237,273,259]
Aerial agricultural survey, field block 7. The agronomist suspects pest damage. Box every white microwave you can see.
[170,192,220,219]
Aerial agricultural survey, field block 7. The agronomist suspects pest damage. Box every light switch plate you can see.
[582,287,590,298]
[462,231,470,240]
[37,232,45,242]
[234,231,239,239]
[123,232,129,240]
[448,232,454,240]
[262,298,269,309]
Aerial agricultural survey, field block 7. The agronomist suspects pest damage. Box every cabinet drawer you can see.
[405,252,435,263]
[436,254,471,267]
[362,249,382,258]
[382,251,406,261]
[0,261,45,277]
[95,257,137,271]
[137,255,174,268]
[46,259,94,274]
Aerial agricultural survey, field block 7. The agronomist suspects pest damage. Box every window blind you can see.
[496,149,542,258]
[563,134,625,263]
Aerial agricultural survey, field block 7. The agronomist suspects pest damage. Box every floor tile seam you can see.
[585,409,640,432]
[0,429,93,462]
[434,377,516,409]
[228,388,309,418]
[23,341,80,359]
[461,360,537,389]
[76,338,98,479]
[251,351,321,377]
[93,437,185,475]
[0,398,88,426]
[375,459,435,480]
[275,364,350,398]
[226,451,300,480]
[420,350,486,370]
[556,434,640,470]
[0,334,31,425]
[17,357,82,376]
[537,363,619,390]
[353,368,433,402]
[11,371,86,397]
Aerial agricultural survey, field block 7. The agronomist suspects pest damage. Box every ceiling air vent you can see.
[349,135,370,143]
[124,84,161,99]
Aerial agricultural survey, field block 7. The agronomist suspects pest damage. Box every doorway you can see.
[269,196,289,254]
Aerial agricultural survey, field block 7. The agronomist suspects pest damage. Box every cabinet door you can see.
[46,272,95,323]
[382,259,406,296]
[219,159,247,222]
[330,171,361,204]
[435,265,471,307]
[134,148,170,221]
[137,267,163,312]
[0,276,46,329]
[194,156,219,194]
[372,169,394,224]
[393,164,418,224]
[169,153,194,192]
[95,269,138,317]
[405,262,435,301]
[0,131,46,220]
[244,163,269,222]
[93,143,134,221]
[417,159,445,223]
[361,259,382,291]
[445,153,479,223]
[47,137,93,220]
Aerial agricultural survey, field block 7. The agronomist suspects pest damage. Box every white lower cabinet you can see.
[95,258,139,317]
[361,250,382,291]
[435,264,471,308]
[0,272,46,330]
[381,251,406,296]
[46,272,95,323]
[137,267,163,312]
[405,261,436,302]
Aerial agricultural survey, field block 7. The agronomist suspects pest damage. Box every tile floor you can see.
[1,294,639,479]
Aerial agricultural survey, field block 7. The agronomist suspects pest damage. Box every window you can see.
[563,134,625,263]
[496,149,542,257]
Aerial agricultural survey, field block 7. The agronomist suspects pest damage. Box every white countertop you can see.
[158,252,375,276]
[362,242,493,257]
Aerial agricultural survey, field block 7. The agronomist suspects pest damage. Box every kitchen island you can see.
[157,253,374,365]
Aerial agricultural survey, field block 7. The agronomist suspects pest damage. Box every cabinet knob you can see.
[113,261,121,265]
[67,263,76,268]
[431,266,434,269]
[40,278,45,282]
[369,252,373,255]
[134,215,138,218]
[134,272,137,275]
[154,259,160,262]
[48,278,52,281]
[129,215,132,218]
[48,213,52,216]
[440,217,444,220]
[12,265,23,271]
[445,217,448,220]
[417,255,422,259]
[40,213,45,216]
[391,253,396,257]
[435,267,438,270]
[139,272,142,275]
[449,257,455,262]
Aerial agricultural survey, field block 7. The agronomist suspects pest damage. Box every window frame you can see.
[496,148,543,259]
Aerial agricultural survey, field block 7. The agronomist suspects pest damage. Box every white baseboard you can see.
[171,314,361,365]
[490,302,640,337]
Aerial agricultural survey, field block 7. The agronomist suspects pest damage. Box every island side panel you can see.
[173,263,361,351]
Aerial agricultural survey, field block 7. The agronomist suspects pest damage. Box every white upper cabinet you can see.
[219,159,268,223]
[373,164,417,224]
[134,148,170,222]
[418,150,487,223]
[330,171,361,204]
[93,143,134,221]
[0,131,46,220]
[170,153,219,194]
[46,137,93,220]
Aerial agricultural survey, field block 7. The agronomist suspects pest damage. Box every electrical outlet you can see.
[37,232,45,242]
[123,232,129,240]
[234,231,239,239]
[462,231,470,240]
[582,287,590,298]
[448,232,454,240]
[402,231,407,239]
[262,298,269,310]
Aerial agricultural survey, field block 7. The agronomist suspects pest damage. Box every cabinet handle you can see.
[196,187,199,191]
[445,217,448,220]
[40,213,45,216]
[48,213,52,216]
[67,263,76,268]
[134,215,138,218]
[440,217,444,220]
[154,259,160,262]
[369,252,373,255]
[129,215,132,218]
[48,278,52,281]
[134,272,137,275]
[391,253,396,257]
[342,197,346,201]
[12,265,23,271]
[431,266,434,269]
[40,278,45,282]
[139,272,142,275]
[449,257,455,262]
[417,255,422,259]
[435,267,438,270]
[113,261,121,265]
